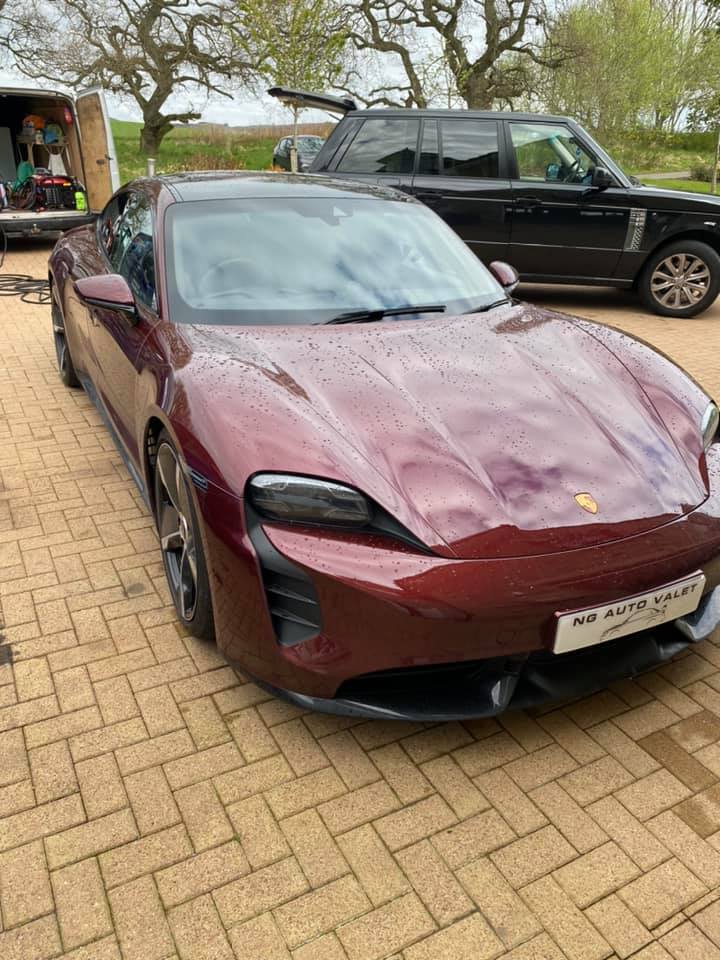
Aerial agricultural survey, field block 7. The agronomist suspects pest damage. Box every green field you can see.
[111,118,331,182]
[640,178,717,194]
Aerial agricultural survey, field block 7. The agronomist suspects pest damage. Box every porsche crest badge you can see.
[575,492,599,514]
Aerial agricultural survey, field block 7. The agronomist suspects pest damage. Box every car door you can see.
[410,117,512,263]
[90,189,158,461]
[329,115,420,194]
[75,87,121,212]
[506,120,631,280]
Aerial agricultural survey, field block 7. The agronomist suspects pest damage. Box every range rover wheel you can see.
[640,240,720,317]
[154,432,215,642]
[52,298,80,387]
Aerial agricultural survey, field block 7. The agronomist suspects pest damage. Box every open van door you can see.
[76,87,120,211]
[268,87,357,115]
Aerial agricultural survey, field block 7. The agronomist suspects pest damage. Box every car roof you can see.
[347,108,575,124]
[153,171,411,203]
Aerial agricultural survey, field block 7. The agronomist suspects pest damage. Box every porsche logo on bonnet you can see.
[575,493,599,515]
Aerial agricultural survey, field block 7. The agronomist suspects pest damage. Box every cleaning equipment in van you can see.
[11,172,87,212]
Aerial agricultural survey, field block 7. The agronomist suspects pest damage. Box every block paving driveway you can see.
[3,240,720,960]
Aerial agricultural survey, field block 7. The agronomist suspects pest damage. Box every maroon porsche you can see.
[49,171,720,720]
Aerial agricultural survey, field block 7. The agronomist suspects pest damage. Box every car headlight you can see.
[248,474,371,526]
[702,402,719,450]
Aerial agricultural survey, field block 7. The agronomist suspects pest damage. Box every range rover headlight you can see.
[702,402,719,450]
[248,474,371,526]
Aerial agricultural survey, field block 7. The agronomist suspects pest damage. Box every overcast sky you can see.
[0,67,337,126]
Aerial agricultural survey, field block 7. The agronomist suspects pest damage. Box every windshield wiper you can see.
[322,303,446,325]
[464,298,510,314]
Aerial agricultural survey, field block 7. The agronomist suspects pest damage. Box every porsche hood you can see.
[190,304,709,559]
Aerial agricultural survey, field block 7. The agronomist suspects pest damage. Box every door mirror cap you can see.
[591,166,614,189]
[74,274,137,318]
[489,261,520,294]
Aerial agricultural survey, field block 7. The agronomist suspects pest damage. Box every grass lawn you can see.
[111,118,333,183]
[640,178,718,194]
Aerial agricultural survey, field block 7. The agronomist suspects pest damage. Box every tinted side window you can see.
[114,194,156,309]
[418,121,439,175]
[336,118,420,174]
[510,122,596,183]
[439,120,499,178]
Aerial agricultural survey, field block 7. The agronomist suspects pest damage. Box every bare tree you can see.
[345,0,560,109]
[0,0,251,154]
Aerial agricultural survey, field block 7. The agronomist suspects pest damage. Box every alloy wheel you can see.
[156,442,198,621]
[650,253,711,310]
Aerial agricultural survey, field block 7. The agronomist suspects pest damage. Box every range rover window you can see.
[510,122,596,184]
[418,119,500,178]
[335,118,420,174]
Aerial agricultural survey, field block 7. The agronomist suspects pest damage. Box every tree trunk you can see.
[140,117,172,156]
[460,71,493,110]
[712,126,720,197]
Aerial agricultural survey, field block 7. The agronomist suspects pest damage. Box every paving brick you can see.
[490,824,575,888]
[338,824,410,908]
[647,810,720,886]
[334,893,435,960]
[559,755,635,806]
[28,740,77,807]
[45,807,138,869]
[402,912,503,960]
[0,793,85,853]
[675,783,720,838]
[695,897,720,946]
[615,769,692,820]
[280,808,349,888]
[109,875,174,960]
[504,744,579,792]
[0,840,53,928]
[553,841,640,907]
[227,795,291,868]
[530,782,607,853]
[587,796,670,871]
[319,781,400,835]
[52,857,113,950]
[134,684,184,736]
[93,675,139,725]
[292,931,345,960]
[638,731,717,791]
[168,894,234,960]
[475,768,547,836]
[401,722,474,764]
[275,875,373,950]
[213,857,309,925]
[0,778,34,818]
[156,839,250,907]
[430,807,514,869]
[661,920,720,960]
[115,728,195,775]
[0,915,62,960]
[175,780,234,852]
[266,767,347,820]
[585,893,653,958]
[14,657,54,701]
[227,912,291,960]
[371,743,434,804]
[75,753,127,819]
[214,753,293,805]
[667,709,720,753]
[69,716,147,762]
[452,732,526,776]
[272,718,329,776]
[457,857,541,947]
[169,666,238,702]
[0,694,58,734]
[0,729,29,787]
[375,794,457,852]
[537,712,606,764]
[637,672,703,720]
[520,875,612,960]
[179,695,229,751]
[164,740,243,790]
[618,858,707,928]
[420,755,488,819]
[99,823,192,888]
[54,666,95,713]
[320,730,380,789]
[588,721,660,778]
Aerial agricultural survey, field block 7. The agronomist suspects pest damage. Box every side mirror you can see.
[74,274,137,319]
[489,260,520,295]
[591,166,614,190]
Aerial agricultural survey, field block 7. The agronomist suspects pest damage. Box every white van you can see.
[0,85,119,236]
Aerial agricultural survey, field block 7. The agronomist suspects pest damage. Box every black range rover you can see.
[270,87,720,318]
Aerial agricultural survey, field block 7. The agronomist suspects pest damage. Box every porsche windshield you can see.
[165,196,503,325]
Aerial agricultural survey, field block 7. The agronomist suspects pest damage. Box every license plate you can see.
[553,572,706,654]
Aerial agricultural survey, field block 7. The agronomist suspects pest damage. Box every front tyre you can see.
[639,240,720,317]
[52,297,80,387]
[154,432,215,642]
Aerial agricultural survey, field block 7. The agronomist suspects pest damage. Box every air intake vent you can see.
[245,504,322,646]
